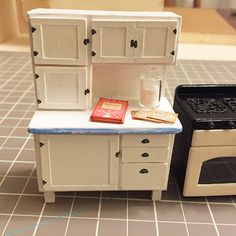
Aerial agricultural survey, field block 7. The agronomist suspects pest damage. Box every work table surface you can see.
[28,97,182,134]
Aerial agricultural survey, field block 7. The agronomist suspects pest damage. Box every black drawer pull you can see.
[140,168,149,174]
[141,153,149,158]
[141,139,150,144]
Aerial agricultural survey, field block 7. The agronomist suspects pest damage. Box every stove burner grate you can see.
[187,98,227,114]
[223,98,236,113]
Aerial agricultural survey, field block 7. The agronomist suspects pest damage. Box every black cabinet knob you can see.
[208,121,215,129]
[139,168,148,174]
[141,139,150,144]
[130,40,137,48]
[228,121,236,129]
[141,153,149,158]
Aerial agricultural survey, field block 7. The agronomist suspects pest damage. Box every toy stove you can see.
[172,84,236,196]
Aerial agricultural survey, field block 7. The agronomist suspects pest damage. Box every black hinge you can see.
[91,29,96,35]
[33,51,38,56]
[39,142,44,147]
[42,180,47,185]
[31,27,36,33]
[37,99,42,104]
[115,151,120,158]
[92,51,96,57]
[83,38,89,45]
[173,29,177,34]
[84,89,90,95]
[171,51,175,56]
[35,74,39,79]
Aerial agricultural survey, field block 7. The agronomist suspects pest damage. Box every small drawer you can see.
[122,134,170,147]
[192,130,236,146]
[122,147,168,163]
[120,163,167,190]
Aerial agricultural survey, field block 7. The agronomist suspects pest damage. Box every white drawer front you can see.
[122,147,168,163]
[192,130,236,146]
[122,134,170,147]
[120,163,167,190]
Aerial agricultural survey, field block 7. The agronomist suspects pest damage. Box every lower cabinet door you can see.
[120,163,167,189]
[39,135,119,191]
[35,66,89,110]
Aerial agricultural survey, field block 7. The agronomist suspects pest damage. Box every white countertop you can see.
[28,97,182,134]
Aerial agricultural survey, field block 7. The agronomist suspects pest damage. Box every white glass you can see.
[139,67,162,108]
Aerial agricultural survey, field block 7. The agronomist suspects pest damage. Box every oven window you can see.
[199,157,236,184]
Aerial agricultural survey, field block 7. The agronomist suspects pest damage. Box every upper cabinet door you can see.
[91,20,135,63]
[135,21,178,64]
[35,66,89,110]
[31,18,88,65]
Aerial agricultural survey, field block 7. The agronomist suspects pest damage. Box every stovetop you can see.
[174,84,236,130]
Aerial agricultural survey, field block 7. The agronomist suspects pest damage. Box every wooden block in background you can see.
[165,7,236,44]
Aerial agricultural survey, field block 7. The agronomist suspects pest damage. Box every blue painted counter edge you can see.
[28,127,182,135]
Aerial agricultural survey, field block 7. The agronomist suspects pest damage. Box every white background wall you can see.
[176,0,236,8]
[200,0,236,8]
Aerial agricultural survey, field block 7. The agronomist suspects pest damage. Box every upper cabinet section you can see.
[30,18,88,66]
[92,19,179,64]
[28,9,181,65]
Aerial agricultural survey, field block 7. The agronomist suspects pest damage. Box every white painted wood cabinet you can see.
[27,9,182,203]
[33,131,175,202]
[28,9,181,111]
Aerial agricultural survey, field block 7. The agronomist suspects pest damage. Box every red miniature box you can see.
[90,98,128,124]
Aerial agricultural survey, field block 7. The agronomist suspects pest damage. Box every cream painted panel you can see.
[135,20,177,64]
[120,163,167,189]
[183,146,236,196]
[122,134,170,147]
[31,18,87,65]
[122,147,168,163]
[91,20,135,63]
[39,135,119,191]
[191,130,236,146]
[35,66,88,110]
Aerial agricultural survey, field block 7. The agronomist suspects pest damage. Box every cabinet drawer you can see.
[120,163,167,189]
[122,134,170,147]
[192,130,236,146]
[122,147,168,163]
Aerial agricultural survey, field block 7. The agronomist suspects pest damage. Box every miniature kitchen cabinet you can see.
[27,9,182,203]
[28,99,182,203]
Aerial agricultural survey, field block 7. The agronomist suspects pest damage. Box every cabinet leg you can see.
[152,190,162,201]
[44,191,55,203]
